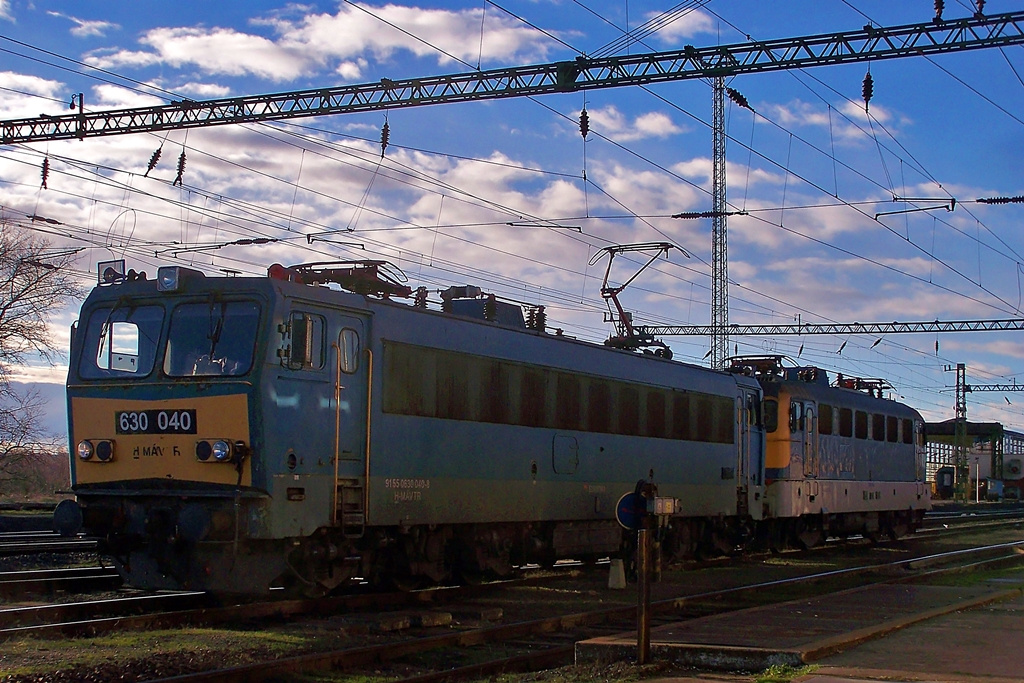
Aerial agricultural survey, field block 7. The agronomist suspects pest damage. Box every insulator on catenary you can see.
[173,150,186,187]
[934,0,944,21]
[976,0,985,17]
[726,87,753,112]
[862,71,874,111]
[144,147,162,177]
[41,156,49,189]
[978,195,1024,204]
[413,287,429,308]
[579,108,590,139]
[380,118,390,158]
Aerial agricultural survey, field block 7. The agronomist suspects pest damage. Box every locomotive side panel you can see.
[363,303,751,528]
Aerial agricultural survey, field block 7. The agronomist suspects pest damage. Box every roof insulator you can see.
[861,71,874,112]
[380,117,390,158]
[173,149,186,186]
[144,147,162,177]
[579,107,589,139]
[726,87,753,112]
[40,156,49,189]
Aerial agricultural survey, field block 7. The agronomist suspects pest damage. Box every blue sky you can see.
[1,0,1024,437]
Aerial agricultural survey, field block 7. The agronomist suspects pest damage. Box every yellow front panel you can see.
[72,394,252,487]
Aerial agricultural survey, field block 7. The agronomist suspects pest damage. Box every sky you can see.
[1,0,1024,439]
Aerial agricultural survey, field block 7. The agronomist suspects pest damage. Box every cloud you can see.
[84,4,555,82]
[646,9,715,46]
[585,105,684,142]
[0,0,11,22]
[0,72,65,118]
[87,27,310,81]
[175,82,233,98]
[46,11,119,38]
[760,99,907,144]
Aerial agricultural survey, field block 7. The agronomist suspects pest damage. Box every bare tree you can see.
[0,219,84,493]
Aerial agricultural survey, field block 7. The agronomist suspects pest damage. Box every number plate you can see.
[115,409,197,435]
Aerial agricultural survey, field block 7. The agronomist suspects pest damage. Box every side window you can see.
[339,328,359,374]
[886,415,899,443]
[789,401,804,432]
[555,374,581,430]
[819,404,833,435]
[288,312,325,370]
[855,410,868,439]
[763,398,778,434]
[872,413,886,442]
[902,418,914,445]
[839,407,853,437]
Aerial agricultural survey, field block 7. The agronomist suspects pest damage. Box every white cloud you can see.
[88,27,310,81]
[46,11,119,38]
[84,4,555,83]
[175,82,233,98]
[586,105,683,142]
[646,9,715,46]
[0,72,65,118]
[0,0,11,22]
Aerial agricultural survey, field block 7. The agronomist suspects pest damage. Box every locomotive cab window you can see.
[763,398,778,433]
[288,312,325,370]
[79,305,164,378]
[339,328,360,374]
[164,301,260,377]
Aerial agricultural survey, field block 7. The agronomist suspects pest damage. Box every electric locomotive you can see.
[56,261,767,594]
[727,356,929,549]
[55,261,928,595]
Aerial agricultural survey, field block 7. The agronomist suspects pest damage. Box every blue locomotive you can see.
[55,261,928,594]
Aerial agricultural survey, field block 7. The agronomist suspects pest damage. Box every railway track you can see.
[0,566,121,600]
[0,530,97,556]
[139,537,1024,683]
[2,522,1021,683]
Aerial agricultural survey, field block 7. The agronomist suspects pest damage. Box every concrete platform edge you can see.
[801,587,1023,662]
[575,586,1024,674]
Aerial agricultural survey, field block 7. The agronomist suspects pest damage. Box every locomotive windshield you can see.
[78,304,164,378]
[164,301,260,377]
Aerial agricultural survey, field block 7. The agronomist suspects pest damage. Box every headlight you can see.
[95,440,114,462]
[196,439,242,464]
[196,440,212,462]
[77,440,94,460]
[77,439,114,462]
[212,440,232,462]
[156,265,205,292]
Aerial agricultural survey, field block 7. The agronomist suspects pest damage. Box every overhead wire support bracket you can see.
[4,10,1024,143]
[635,317,1024,337]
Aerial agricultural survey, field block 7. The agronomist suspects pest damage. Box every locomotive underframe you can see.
[79,484,924,595]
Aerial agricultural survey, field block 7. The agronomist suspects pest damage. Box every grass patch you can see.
[754,663,818,682]
[0,627,309,677]
[919,563,1024,587]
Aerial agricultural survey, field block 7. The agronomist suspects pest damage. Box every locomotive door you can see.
[332,317,370,535]
[802,404,819,478]
[738,388,765,519]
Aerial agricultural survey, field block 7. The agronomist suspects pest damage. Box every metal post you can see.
[637,525,652,664]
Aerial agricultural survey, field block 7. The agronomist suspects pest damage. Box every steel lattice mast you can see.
[711,76,728,370]
[3,11,1024,144]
